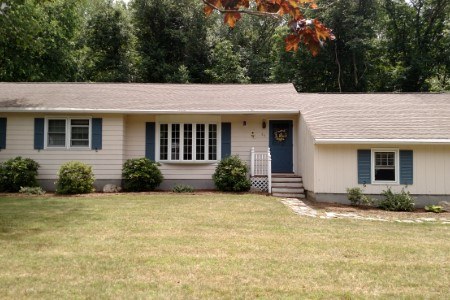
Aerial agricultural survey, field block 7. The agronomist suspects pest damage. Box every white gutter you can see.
[314,138,450,145]
[0,107,300,115]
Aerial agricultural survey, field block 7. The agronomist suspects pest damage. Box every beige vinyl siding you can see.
[0,113,124,180]
[314,144,450,195]
[297,114,315,191]
[124,115,218,180]
[124,114,298,180]
[222,115,298,173]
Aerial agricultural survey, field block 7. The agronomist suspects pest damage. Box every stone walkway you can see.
[280,198,450,224]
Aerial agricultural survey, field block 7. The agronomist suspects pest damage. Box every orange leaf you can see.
[285,34,301,52]
[204,5,214,16]
[313,19,332,41]
[224,12,241,28]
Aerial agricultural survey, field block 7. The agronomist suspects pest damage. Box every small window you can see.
[46,118,91,149]
[47,119,66,147]
[70,119,90,147]
[372,150,398,183]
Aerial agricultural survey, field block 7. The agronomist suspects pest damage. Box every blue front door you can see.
[269,120,293,173]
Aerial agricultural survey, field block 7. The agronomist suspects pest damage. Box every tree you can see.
[205,39,250,83]
[202,0,335,56]
[381,0,450,91]
[82,0,136,82]
[271,0,380,92]
[0,0,83,81]
[132,0,211,82]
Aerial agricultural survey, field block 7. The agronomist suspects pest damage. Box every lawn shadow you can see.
[0,196,91,240]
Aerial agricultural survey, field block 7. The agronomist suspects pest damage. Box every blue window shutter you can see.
[357,150,371,184]
[400,150,413,185]
[92,118,102,150]
[34,118,44,150]
[0,118,6,149]
[145,122,155,160]
[221,122,231,159]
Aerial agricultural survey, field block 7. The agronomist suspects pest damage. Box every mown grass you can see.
[0,193,449,299]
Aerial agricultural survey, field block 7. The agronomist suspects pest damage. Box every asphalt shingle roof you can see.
[0,83,299,113]
[1,83,449,141]
[297,93,450,142]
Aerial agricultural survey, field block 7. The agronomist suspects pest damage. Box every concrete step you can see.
[272,187,304,194]
[272,192,305,199]
[271,182,303,188]
[272,177,303,183]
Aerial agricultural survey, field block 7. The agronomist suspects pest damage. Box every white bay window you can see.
[159,123,218,162]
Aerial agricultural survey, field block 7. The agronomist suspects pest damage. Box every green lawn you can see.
[0,193,449,299]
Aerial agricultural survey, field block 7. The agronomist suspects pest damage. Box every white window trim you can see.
[156,122,221,163]
[371,148,399,185]
[44,117,92,150]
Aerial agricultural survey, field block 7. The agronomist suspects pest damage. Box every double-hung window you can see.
[46,118,91,149]
[372,149,399,183]
[159,123,218,161]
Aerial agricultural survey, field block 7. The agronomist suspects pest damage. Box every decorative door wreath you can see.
[274,129,288,142]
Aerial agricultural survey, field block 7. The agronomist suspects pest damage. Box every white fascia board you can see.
[0,107,300,114]
[314,138,450,145]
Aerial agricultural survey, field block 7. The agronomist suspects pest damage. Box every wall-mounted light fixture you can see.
[262,120,267,129]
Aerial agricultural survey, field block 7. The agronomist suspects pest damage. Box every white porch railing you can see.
[250,147,272,193]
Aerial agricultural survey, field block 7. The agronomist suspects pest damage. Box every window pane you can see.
[208,124,217,160]
[375,168,395,181]
[171,124,180,160]
[71,119,89,126]
[48,120,66,146]
[71,140,89,146]
[48,120,66,133]
[196,124,205,160]
[184,124,192,160]
[48,133,66,146]
[70,119,89,147]
[375,152,395,181]
[160,124,168,160]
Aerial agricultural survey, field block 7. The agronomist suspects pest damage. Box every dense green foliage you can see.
[346,187,373,206]
[1,0,449,91]
[213,156,251,192]
[56,161,95,194]
[0,157,40,192]
[122,158,163,192]
[19,186,46,195]
[172,184,195,193]
[379,187,415,211]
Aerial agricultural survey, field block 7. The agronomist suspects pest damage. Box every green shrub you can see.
[213,155,251,192]
[172,184,194,193]
[56,161,95,194]
[424,205,443,213]
[346,187,373,206]
[19,186,46,195]
[122,158,163,192]
[379,187,415,211]
[0,156,40,192]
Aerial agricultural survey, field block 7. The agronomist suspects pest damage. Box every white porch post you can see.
[250,147,255,177]
[267,147,272,194]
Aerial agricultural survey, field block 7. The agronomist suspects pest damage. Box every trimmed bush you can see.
[346,187,373,206]
[213,155,251,192]
[172,184,194,193]
[122,158,163,192]
[0,156,40,192]
[424,205,443,213]
[379,187,415,211]
[19,186,46,195]
[56,161,95,194]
